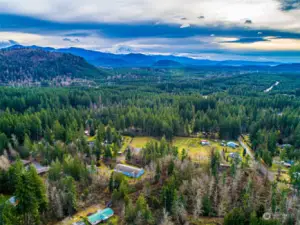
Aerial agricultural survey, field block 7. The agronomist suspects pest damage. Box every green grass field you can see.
[122,136,244,163]
[130,136,158,148]
[172,137,244,163]
[87,135,96,142]
[172,137,212,162]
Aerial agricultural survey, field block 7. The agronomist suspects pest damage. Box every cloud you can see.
[63,37,80,43]
[278,0,300,11]
[0,0,299,62]
[220,38,300,51]
[221,37,269,44]
[0,0,299,32]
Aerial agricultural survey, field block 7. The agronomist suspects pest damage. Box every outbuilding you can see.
[114,164,144,178]
[88,208,114,225]
[227,142,239,148]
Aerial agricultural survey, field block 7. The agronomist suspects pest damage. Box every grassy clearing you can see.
[172,137,243,163]
[130,136,158,148]
[189,216,224,225]
[87,135,96,142]
[126,136,243,163]
[172,137,212,162]
[120,136,133,152]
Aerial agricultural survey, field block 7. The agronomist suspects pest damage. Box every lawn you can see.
[172,137,232,162]
[130,136,158,148]
[127,136,243,163]
[172,137,211,162]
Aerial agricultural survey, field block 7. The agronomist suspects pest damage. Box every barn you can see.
[114,164,144,178]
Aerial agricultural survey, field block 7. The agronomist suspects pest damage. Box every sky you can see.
[0,0,300,62]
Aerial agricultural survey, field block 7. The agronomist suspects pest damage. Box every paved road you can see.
[238,137,275,182]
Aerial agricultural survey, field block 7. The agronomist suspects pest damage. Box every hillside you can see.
[0,48,103,84]
[153,60,182,68]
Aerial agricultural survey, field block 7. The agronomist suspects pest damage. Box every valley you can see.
[0,47,299,225]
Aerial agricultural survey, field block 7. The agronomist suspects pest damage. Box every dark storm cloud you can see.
[0,14,300,40]
[278,0,300,11]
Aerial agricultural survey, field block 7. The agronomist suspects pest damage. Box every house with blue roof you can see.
[88,208,114,225]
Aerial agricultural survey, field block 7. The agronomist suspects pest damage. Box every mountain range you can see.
[6,44,283,68]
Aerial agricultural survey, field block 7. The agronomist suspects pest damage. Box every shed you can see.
[114,164,144,178]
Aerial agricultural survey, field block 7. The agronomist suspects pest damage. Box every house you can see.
[29,162,50,175]
[15,160,49,175]
[114,164,144,178]
[87,208,114,225]
[227,142,239,148]
[200,140,210,146]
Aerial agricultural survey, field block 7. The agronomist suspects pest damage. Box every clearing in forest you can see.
[130,136,158,148]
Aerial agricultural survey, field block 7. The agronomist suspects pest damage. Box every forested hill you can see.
[0,48,103,84]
